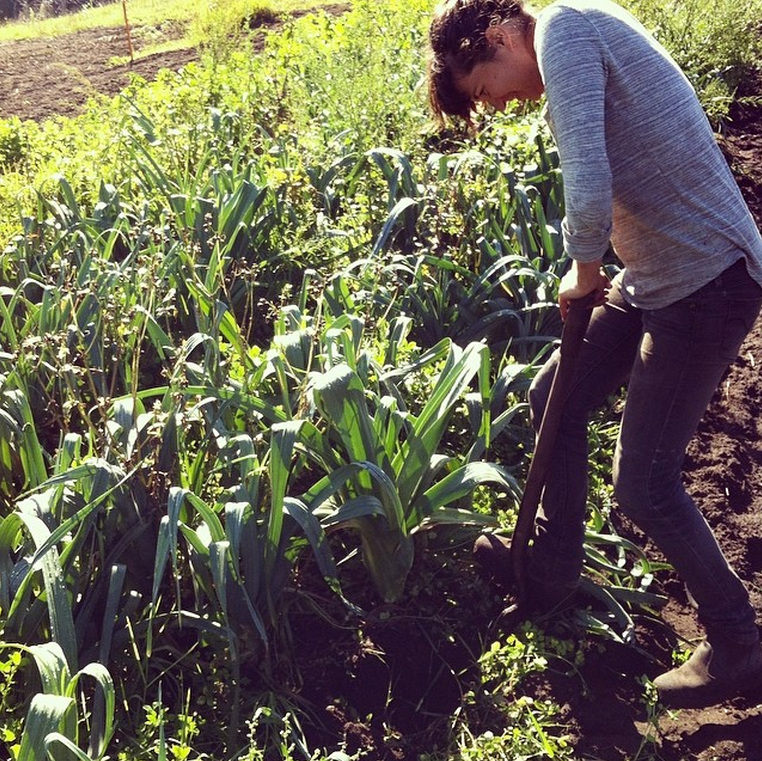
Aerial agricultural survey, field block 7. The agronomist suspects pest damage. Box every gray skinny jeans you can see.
[528,257,762,644]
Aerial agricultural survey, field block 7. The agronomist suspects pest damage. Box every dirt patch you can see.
[0,26,196,121]
[720,72,762,227]
[0,4,351,122]
[2,11,762,760]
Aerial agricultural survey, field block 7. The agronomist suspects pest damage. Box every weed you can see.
[120,692,206,761]
[631,676,667,761]
[443,627,576,760]
[0,649,25,760]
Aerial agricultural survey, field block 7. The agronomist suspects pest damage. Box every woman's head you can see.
[427,0,538,124]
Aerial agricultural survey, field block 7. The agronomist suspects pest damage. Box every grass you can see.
[0,0,337,46]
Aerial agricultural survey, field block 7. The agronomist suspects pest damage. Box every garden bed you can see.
[1,6,762,760]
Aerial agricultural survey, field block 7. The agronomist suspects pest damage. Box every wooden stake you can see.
[122,0,135,64]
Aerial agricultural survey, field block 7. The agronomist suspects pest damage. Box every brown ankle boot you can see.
[654,637,762,709]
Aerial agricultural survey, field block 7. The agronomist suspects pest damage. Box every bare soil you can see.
[0,25,197,121]
[0,6,350,121]
[2,13,762,761]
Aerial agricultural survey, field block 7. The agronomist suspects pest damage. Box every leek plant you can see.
[142,283,529,622]
[347,135,569,357]
[305,341,518,602]
[11,642,115,761]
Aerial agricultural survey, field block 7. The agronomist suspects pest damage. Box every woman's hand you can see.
[558,259,610,320]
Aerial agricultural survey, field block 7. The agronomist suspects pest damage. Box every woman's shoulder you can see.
[538,0,655,50]
[539,0,640,28]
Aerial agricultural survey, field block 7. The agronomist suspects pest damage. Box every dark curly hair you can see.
[427,0,531,123]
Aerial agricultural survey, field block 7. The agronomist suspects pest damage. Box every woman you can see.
[427,0,762,708]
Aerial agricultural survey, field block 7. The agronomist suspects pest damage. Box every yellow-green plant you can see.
[262,298,523,603]
[7,642,114,761]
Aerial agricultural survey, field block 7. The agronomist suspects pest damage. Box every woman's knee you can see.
[528,354,557,431]
[613,450,684,525]
[529,350,597,435]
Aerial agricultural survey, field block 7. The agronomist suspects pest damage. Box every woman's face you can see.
[457,23,544,111]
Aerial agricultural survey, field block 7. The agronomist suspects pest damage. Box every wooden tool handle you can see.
[511,292,597,604]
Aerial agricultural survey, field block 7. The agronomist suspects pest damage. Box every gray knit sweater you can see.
[535,0,762,308]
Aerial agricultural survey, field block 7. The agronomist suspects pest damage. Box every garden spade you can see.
[510,292,597,610]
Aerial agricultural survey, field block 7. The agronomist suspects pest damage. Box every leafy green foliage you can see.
[626,0,762,122]
[8,641,115,761]
[439,629,575,761]
[304,339,520,601]
[0,648,25,758]
[0,117,30,168]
